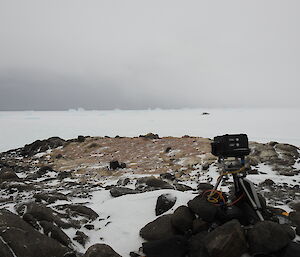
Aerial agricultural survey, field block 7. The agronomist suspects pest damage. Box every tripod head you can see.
[209,134,264,222]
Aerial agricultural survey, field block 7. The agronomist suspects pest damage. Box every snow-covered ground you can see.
[0,108,299,153]
[0,108,299,256]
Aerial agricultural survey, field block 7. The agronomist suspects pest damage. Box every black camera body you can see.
[211,134,251,158]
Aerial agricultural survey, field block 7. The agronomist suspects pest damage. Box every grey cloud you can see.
[0,0,299,110]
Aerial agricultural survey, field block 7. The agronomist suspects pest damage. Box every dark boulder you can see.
[173,182,193,192]
[171,206,194,234]
[155,193,177,216]
[74,230,89,247]
[189,231,209,257]
[188,196,218,222]
[139,133,160,139]
[247,221,291,254]
[64,204,99,221]
[277,242,300,257]
[109,161,126,170]
[136,176,173,190]
[142,235,188,257]
[21,137,65,156]
[110,186,140,197]
[77,135,86,142]
[192,218,209,234]
[0,209,72,257]
[17,202,77,229]
[204,219,247,257]
[0,167,20,181]
[34,192,68,204]
[288,211,300,227]
[40,221,72,247]
[140,214,177,241]
[83,243,121,257]
[37,166,54,177]
[197,183,213,192]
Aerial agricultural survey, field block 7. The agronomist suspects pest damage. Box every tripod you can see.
[208,156,264,222]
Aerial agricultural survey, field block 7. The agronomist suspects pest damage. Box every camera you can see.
[211,134,250,158]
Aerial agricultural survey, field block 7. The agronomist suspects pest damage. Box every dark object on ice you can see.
[155,194,176,216]
[142,235,188,257]
[109,160,126,170]
[211,134,250,158]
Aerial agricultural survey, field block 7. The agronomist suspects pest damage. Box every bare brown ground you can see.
[46,136,216,176]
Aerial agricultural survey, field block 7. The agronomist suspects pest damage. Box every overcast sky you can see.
[0,0,299,110]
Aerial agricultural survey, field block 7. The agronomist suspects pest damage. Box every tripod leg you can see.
[239,178,264,221]
[207,175,223,200]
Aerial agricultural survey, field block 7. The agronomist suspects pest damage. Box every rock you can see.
[74,230,89,247]
[140,214,177,241]
[77,135,86,142]
[0,167,19,181]
[0,209,71,257]
[202,162,210,171]
[34,192,68,204]
[0,181,34,192]
[84,224,95,230]
[0,237,15,257]
[189,231,209,257]
[165,147,172,153]
[171,206,194,234]
[277,242,300,257]
[275,143,299,160]
[136,176,173,190]
[289,211,300,227]
[197,183,213,192]
[139,133,160,139]
[65,204,99,221]
[173,182,193,192]
[22,213,41,230]
[160,172,175,181]
[289,202,300,212]
[57,171,73,180]
[17,202,76,229]
[21,137,65,156]
[142,235,188,257]
[247,221,291,254]
[192,218,209,234]
[109,160,126,170]
[37,166,54,177]
[116,177,130,186]
[260,179,275,187]
[188,196,218,222]
[110,186,140,197]
[155,193,177,216]
[83,243,121,257]
[40,220,72,247]
[204,219,247,257]
[296,226,300,236]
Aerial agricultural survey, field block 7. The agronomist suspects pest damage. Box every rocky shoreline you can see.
[0,134,299,257]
